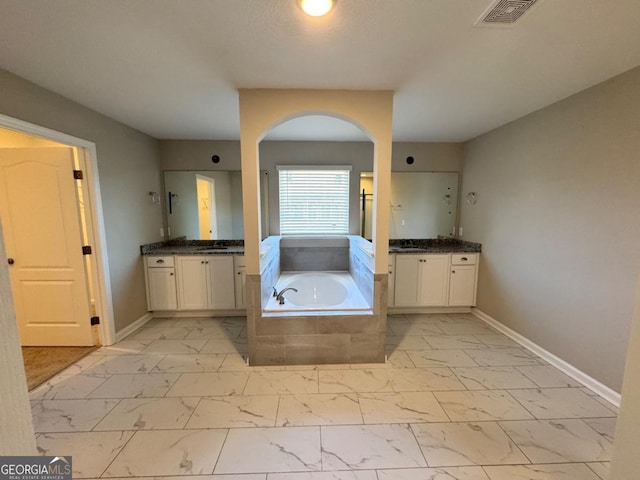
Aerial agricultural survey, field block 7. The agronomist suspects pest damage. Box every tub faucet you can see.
[276,287,298,305]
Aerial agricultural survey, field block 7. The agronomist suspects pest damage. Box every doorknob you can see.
[7,258,14,265]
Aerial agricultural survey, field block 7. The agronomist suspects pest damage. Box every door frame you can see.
[0,113,116,345]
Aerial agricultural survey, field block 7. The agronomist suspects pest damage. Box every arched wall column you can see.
[238,89,394,275]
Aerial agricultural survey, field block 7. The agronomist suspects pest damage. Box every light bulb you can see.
[299,0,335,17]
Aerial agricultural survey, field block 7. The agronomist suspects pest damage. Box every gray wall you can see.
[0,69,163,333]
[460,66,640,391]
[160,140,463,236]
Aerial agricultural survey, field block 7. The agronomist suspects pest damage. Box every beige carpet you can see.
[22,346,98,391]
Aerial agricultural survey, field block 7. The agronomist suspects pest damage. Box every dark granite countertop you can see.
[140,239,244,256]
[140,237,481,256]
[388,238,481,254]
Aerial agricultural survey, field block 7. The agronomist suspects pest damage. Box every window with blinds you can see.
[278,166,351,235]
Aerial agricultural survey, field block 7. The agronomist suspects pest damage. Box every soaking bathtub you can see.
[263,271,371,313]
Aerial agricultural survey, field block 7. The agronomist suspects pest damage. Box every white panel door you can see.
[0,147,94,345]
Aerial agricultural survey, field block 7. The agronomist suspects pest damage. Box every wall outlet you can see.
[160,227,164,237]
[459,227,463,236]
[401,219,406,226]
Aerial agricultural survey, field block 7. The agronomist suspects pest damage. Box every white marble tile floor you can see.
[30,314,617,479]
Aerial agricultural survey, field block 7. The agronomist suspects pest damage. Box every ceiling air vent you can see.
[476,0,540,26]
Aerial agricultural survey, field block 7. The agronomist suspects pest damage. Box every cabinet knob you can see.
[7,258,15,265]
[201,261,204,264]
[452,270,456,274]
[170,273,174,276]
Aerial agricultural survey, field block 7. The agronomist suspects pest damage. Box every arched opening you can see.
[259,113,373,238]
[238,89,393,366]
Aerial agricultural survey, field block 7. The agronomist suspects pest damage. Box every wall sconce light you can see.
[466,192,478,205]
[148,191,160,205]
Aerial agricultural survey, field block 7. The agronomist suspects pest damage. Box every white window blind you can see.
[278,166,350,235]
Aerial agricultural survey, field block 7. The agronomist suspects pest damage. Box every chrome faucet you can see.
[275,287,298,305]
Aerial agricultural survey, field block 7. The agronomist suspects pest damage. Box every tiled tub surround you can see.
[349,235,375,307]
[31,313,616,479]
[279,235,349,271]
[249,236,386,366]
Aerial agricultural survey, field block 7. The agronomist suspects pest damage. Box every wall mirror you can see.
[360,172,459,239]
[164,170,269,240]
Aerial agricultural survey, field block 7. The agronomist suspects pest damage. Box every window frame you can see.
[277,165,352,235]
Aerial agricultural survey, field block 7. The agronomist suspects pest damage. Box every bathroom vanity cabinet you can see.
[176,256,235,310]
[392,253,478,308]
[145,254,242,311]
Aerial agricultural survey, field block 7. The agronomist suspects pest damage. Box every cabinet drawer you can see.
[147,256,175,267]
[451,254,477,266]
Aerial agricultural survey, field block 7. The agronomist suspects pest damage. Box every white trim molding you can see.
[115,312,153,342]
[0,113,116,345]
[472,308,621,408]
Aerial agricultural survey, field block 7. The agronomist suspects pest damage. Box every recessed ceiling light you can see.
[298,0,335,17]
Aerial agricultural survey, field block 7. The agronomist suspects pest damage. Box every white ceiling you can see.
[1,0,639,142]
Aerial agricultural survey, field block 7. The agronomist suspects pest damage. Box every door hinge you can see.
[90,316,100,326]
[82,245,92,255]
[73,169,84,180]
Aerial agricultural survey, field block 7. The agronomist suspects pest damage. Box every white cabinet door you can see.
[235,266,246,308]
[394,255,421,306]
[207,256,236,309]
[449,265,477,306]
[234,256,246,309]
[388,254,395,307]
[420,255,450,306]
[147,267,177,310]
[176,256,209,310]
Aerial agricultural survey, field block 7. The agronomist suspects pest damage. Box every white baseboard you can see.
[149,309,247,318]
[389,307,471,315]
[472,308,621,408]
[114,312,153,342]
